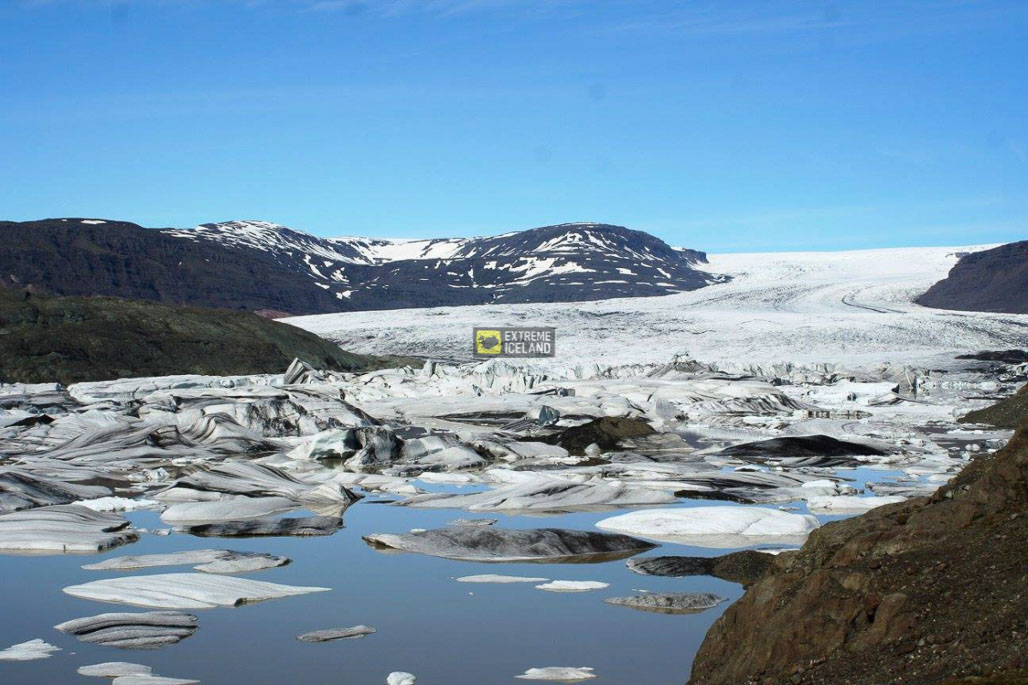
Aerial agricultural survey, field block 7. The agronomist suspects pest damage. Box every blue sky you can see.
[1,0,1026,252]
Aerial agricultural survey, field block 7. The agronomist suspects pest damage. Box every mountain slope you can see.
[0,218,348,314]
[0,289,392,384]
[916,241,1028,314]
[689,412,1028,685]
[1,218,719,314]
[168,220,719,309]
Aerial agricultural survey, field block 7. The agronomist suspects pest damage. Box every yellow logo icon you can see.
[475,330,502,355]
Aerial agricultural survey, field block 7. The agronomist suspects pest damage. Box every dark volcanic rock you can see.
[959,383,1028,429]
[689,418,1028,685]
[719,435,886,461]
[956,350,1028,364]
[604,592,725,615]
[916,241,1028,314]
[627,551,775,587]
[184,516,343,538]
[544,417,657,456]
[0,289,389,384]
[363,526,657,562]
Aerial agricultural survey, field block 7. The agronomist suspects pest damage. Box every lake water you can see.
[0,498,759,685]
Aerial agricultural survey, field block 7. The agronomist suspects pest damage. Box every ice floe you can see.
[596,507,820,548]
[79,662,154,677]
[184,516,343,538]
[805,494,907,514]
[111,676,198,685]
[63,573,330,609]
[395,473,675,512]
[55,611,198,649]
[0,504,137,554]
[456,574,549,584]
[0,638,61,661]
[387,673,416,685]
[297,625,376,642]
[364,526,657,562]
[534,580,609,592]
[515,666,597,681]
[603,592,725,614]
[83,549,290,574]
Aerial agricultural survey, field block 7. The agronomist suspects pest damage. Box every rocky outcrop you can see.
[917,241,1028,314]
[689,418,1028,684]
[960,383,1027,429]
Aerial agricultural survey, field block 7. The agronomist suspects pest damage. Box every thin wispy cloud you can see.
[304,0,577,16]
[14,0,578,16]
[594,0,1025,41]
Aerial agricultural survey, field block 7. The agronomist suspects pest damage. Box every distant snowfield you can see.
[286,245,1028,369]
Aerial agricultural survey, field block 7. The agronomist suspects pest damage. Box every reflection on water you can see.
[0,501,744,684]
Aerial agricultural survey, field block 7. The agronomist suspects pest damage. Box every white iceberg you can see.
[63,572,329,609]
[805,495,906,514]
[596,506,820,548]
[515,666,597,681]
[534,580,609,592]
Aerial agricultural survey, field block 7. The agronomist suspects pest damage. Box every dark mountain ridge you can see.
[0,218,720,315]
[917,241,1028,314]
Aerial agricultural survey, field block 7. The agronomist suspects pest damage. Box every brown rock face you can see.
[689,421,1028,685]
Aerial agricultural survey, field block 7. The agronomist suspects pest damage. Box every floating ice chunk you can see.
[111,676,198,685]
[417,472,480,485]
[78,662,153,677]
[75,497,160,513]
[83,549,289,574]
[0,639,61,661]
[297,625,376,642]
[456,574,549,584]
[397,474,675,512]
[387,673,416,685]
[63,572,330,609]
[535,581,608,592]
[55,611,198,649]
[603,592,725,614]
[184,516,342,538]
[596,506,820,548]
[0,470,110,514]
[160,496,298,524]
[0,504,137,554]
[447,518,497,526]
[515,666,596,681]
[364,526,656,562]
[805,495,906,514]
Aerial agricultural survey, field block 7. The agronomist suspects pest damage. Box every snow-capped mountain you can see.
[161,220,720,312]
[0,218,719,315]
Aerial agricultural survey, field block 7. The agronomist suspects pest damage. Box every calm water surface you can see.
[0,499,753,685]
